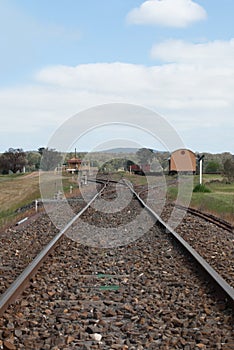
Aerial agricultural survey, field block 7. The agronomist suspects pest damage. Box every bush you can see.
[193,184,211,193]
[223,159,234,182]
[205,161,221,174]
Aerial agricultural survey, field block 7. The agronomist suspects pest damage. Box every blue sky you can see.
[0,0,233,153]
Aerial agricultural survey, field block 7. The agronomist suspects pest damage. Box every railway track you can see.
[137,179,233,234]
[0,178,233,349]
[175,205,233,234]
[138,183,233,234]
[0,180,107,316]
[135,182,234,290]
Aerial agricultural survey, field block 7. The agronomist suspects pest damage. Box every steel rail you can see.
[136,183,233,233]
[0,181,107,316]
[123,179,234,309]
[175,204,234,234]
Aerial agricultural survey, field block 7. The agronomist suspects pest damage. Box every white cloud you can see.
[0,38,234,152]
[34,40,234,111]
[151,38,234,65]
[35,63,153,93]
[127,0,207,27]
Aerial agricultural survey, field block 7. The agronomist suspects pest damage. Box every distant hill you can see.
[95,147,165,154]
[98,147,139,153]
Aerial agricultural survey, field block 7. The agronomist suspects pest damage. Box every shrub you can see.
[193,184,211,193]
[223,159,234,182]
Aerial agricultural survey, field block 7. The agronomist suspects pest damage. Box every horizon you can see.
[1,146,233,157]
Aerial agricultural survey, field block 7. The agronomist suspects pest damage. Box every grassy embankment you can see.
[0,172,77,228]
[166,174,234,224]
[0,172,40,228]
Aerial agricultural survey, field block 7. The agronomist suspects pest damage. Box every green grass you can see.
[193,177,234,219]
[0,185,41,228]
[124,174,148,186]
[167,174,234,224]
[193,184,211,193]
[0,173,25,182]
[167,187,178,202]
[191,192,234,221]
[62,175,78,192]
[208,182,234,193]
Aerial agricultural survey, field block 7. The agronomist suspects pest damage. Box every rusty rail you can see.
[123,179,234,309]
[0,181,107,316]
[175,204,233,233]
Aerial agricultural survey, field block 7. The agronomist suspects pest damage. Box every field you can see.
[0,172,233,228]
[0,172,77,228]
[191,175,234,224]
[167,175,234,225]
[0,172,40,227]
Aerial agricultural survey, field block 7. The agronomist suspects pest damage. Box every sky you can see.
[0,0,233,154]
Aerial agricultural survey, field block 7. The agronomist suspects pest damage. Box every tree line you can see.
[0,148,63,174]
[0,147,233,182]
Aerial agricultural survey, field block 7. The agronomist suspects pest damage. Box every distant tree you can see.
[150,158,163,172]
[223,159,234,182]
[40,148,62,171]
[0,148,27,174]
[205,161,221,174]
[90,160,99,167]
[65,151,87,162]
[136,148,154,165]
[26,151,41,171]
[99,158,125,172]
[110,158,125,171]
